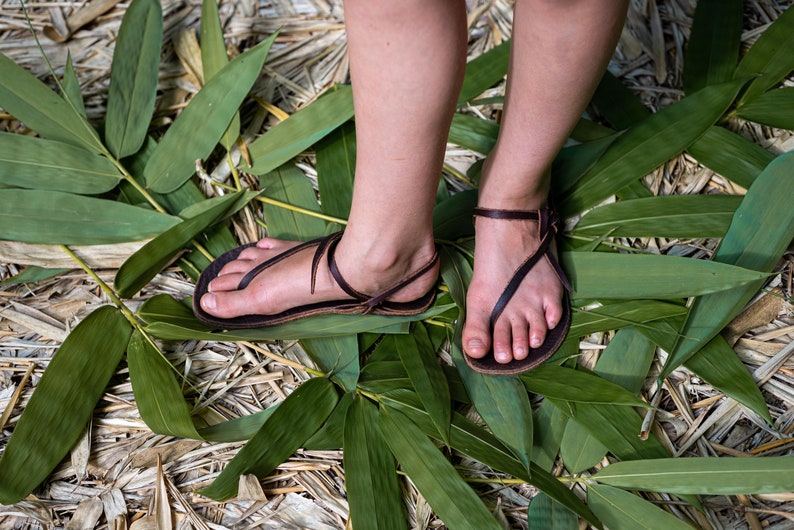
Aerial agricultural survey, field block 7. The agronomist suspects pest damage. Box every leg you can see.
[199,0,467,319]
[463,0,628,364]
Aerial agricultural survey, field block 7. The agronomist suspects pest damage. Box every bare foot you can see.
[199,234,439,320]
[462,211,566,365]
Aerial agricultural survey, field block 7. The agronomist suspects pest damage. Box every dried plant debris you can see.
[1,0,794,529]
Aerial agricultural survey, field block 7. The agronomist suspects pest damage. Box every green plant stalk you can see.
[240,341,324,377]
[256,195,348,225]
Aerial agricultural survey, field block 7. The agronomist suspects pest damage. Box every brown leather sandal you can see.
[192,231,439,329]
[464,207,572,375]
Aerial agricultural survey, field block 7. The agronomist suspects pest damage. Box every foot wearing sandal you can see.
[462,197,571,375]
[195,231,439,328]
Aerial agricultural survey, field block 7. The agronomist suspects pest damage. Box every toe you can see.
[462,301,492,360]
[527,308,549,349]
[544,297,564,331]
[492,318,513,364]
[208,273,246,293]
[511,320,530,361]
[200,288,258,319]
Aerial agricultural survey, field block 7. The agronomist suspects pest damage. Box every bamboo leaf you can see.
[302,335,360,393]
[105,0,162,158]
[558,78,746,215]
[0,266,70,287]
[448,113,498,154]
[590,71,649,130]
[560,424,607,474]
[0,132,123,193]
[316,121,356,219]
[115,191,254,298]
[663,151,794,377]
[199,377,338,500]
[573,195,742,238]
[0,189,179,245]
[198,407,276,442]
[532,400,569,472]
[344,397,406,530]
[587,484,696,530]
[0,53,104,153]
[358,360,412,395]
[735,5,794,103]
[682,0,743,94]
[395,329,451,445]
[452,339,534,471]
[570,300,686,339]
[594,456,794,495]
[438,245,471,311]
[62,53,86,118]
[145,34,277,192]
[0,306,131,505]
[259,164,327,240]
[247,85,354,175]
[526,493,579,530]
[304,392,354,450]
[378,406,503,530]
[521,365,647,407]
[564,252,768,301]
[553,133,621,195]
[127,330,203,439]
[432,189,476,241]
[457,40,509,106]
[686,126,774,190]
[735,87,794,130]
[201,0,239,150]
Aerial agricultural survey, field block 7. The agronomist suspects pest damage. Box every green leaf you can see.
[573,195,742,238]
[521,365,647,407]
[201,0,239,150]
[0,53,104,153]
[302,335,360,392]
[105,0,163,158]
[0,266,70,287]
[247,85,354,175]
[0,306,131,505]
[735,5,794,103]
[587,484,696,530]
[457,40,509,106]
[564,252,768,300]
[0,132,122,193]
[316,121,356,219]
[532,400,569,472]
[553,133,621,195]
[594,456,794,495]
[438,245,471,310]
[127,330,202,439]
[344,397,406,530]
[448,113,498,154]
[198,407,277,442]
[304,392,354,450]
[452,338,534,471]
[686,126,774,190]
[558,78,746,215]
[682,0,743,94]
[259,164,327,240]
[62,53,86,118]
[663,151,794,376]
[145,34,277,192]
[590,71,649,130]
[432,190,476,241]
[527,493,579,530]
[560,424,608,474]
[115,191,254,298]
[0,189,179,245]
[378,406,503,530]
[395,329,451,445]
[735,87,794,130]
[570,300,686,339]
[199,377,338,500]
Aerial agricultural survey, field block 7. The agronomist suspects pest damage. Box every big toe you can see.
[462,306,492,359]
[200,289,256,319]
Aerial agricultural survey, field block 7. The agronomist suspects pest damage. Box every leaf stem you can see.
[240,341,324,377]
[256,196,348,225]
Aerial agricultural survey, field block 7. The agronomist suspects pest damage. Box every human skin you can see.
[199,0,628,366]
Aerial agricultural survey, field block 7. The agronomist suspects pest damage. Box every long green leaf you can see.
[316,121,356,219]
[378,406,503,530]
[532,400,569,472]
[344,397,406,530]
[0,189,179,245]
[198,407,276,442]
[558,78,746,215]
[734,5,794,103]
[573,195,741,238]
[553,132,621,195]
[304,392,354,450]
[686,126,774,190]
[448,113,498,154]
[663,151,794,376]
[590,71,649,130]
[527,493,579,530]
[396,330,451,445]
[0,132,122,193]
[0,306,131,504]
[201,0,239,150]
[570,300,686,340]
[0,53,104,153]
[682,0,743,94]
[259,164,327,240]
[587,484,696,530]
[457,40,509,106]
[115,191,254,298]
[594,456,794,495]
[127,330,203,439]
[145,34,276,192]
[735,87,794,130]
[62,53,86,118]
[105,0,162,158]
[302,335,360,393]
[247,85,354,175]
[564,252,768,300]
[521,365,647,407]
[199,377,338,500]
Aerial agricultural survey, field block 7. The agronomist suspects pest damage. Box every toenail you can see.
[203,294,216,310]
[495,350,511,363]
[514,346,527,357]
[467,339,486,352]
[531,336,543,348]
